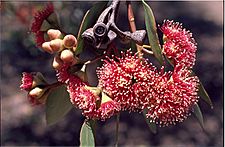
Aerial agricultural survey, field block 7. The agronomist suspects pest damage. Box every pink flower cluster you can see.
[97,52,156,111]
[160,20,197,68]
[20,72,33,91]
[31,3,54,47]
[57,19,200,125]
[56,64,121,120]
[97,52,199,126]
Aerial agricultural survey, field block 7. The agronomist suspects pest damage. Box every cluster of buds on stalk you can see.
[41,29,79,70]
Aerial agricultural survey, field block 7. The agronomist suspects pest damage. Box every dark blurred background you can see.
[1,1,223,146]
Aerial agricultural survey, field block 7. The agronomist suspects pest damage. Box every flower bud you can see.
[29,87,46,99]
[52,54,63,70]
[60,49,75,63]
[42,42,53,54]
[28,87,50,105]
[47,29,62,40]
[36,89,51,104]
[63,34,77,48]
[50,39,64,52]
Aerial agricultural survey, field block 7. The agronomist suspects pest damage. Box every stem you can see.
[127,1,143,58]
[91,119,97,144]
[142,44,151,49]
[46,82,63,89]
[142,48,153,55]
[115,113,120,147]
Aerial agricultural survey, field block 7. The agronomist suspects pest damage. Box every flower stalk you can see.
[127,1,143,58]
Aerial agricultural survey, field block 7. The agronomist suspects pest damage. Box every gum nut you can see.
[60,49,74,63]
[50,39,63,52]
[47,29,62,40]
[63,35,77,48]
[53,55,63,70]
[42,42,53,54]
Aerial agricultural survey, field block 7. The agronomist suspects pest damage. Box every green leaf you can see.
[143,109,157,134]
[198,79,213,108]
[142,0,163,65]
[75,2,108,55]
[192,104,204,130]
[80,120,95,147]
[47,12,60,28]
[40,20,52,32]
[190,72,213,108]
[46,85,73,126]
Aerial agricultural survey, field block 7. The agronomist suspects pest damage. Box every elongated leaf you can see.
[40,20,52,31]
[80,120,95,147]
[192,104,204,130]
[198,79,213,108]
[142,0,163,65]
[75,2,108,55]
[47,12,60,28]
[143,109,157,134]
[190,72,213,108]
[46,85,73,126]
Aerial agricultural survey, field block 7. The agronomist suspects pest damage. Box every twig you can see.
[142,48,153,55]
[127,1,143,58]
[142,44,151,49]
[46,82,64,89]
[115,113,120,147]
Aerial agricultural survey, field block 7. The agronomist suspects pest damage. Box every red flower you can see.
[56,63,100,119]
[31,2,54,47]
[97,51,156,111]
[146,64,199,126]
[35,31,46,47]
[160,20,197,68]
[56,64,70,84]
[97,92,121,120]
[20,72,33,91]
[58,64,96,118]
[69,85,99,119]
